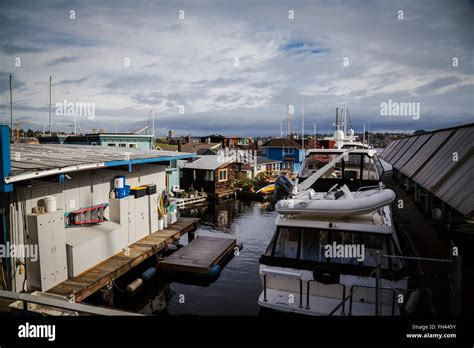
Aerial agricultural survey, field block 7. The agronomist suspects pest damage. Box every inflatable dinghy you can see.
[275,185,395,216]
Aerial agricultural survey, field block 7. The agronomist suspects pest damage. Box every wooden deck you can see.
[48,217,199,302]
[158,236,236,274]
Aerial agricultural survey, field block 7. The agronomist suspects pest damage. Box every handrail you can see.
[348,284,397,316]
[0,290,143,316]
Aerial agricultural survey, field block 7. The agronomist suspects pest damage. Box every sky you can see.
[0,0,473,137]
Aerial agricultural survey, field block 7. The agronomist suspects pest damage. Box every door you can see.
[127,197,136,243]
[52,212,67,283]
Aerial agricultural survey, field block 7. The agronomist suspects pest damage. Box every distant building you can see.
[199,134,253,149]
[179,155,241,199]
[261,138,305,172]
[255,157,281,176]
[180,142,221,155]
[38,133,154,150]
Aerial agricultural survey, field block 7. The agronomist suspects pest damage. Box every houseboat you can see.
[0,126,194,294]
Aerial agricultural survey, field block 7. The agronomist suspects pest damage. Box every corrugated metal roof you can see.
[413,127,473,191]
[383,137,410,163]
[435,155,474,215]
[392,133,432,169]
[7,144,194,183]
[388,136,419,165]
[382,124,474,214]
[400,130,453,178]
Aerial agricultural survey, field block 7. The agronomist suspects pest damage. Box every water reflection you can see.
[130,199,277,316]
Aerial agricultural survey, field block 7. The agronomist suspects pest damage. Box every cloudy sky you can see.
[0,0,473,137]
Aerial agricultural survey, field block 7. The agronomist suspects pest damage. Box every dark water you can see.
[134,199,277,316]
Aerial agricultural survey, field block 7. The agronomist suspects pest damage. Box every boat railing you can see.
[347,284,397,316]
[0,290,143,316]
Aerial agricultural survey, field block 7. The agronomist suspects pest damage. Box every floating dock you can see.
[48,217,199,302]
[158,236,236,275]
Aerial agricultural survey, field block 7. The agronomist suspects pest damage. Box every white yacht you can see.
[258,112,408,316]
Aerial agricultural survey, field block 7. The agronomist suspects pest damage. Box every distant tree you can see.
[26,129,35,137]
[413,129,427,135]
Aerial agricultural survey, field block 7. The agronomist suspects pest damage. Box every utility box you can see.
[109,196,137,244]
[26,210,68,292]
[134,196,150,241]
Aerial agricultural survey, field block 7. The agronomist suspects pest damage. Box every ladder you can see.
[66,203,109,226]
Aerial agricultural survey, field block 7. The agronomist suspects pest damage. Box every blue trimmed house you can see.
[261,138,305,172]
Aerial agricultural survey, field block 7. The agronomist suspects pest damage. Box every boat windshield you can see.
[262,226,405,276]
[299,152,384,191]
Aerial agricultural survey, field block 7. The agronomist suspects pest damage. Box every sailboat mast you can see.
[48,76,52,135]
[301,100,304,149]
[9,74,13,141]
[152,104,155,139]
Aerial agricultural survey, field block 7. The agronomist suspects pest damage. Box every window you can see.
[257,165,261,170]
[283,148,294,154]
[274,227,300,258]
[218,169,228,182]
[273,163,279,170]
[128,143,137,148]
[108,143,117,147]
[283,162,293,170]
[119,143,127,147]
[205,170,214,181]
[193,170,196,180]
[180,170,183,178]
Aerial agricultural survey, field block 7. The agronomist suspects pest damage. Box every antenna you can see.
[9,74,13,141]
[152,104,155,139]
[301,100,304,149]
[367,123,370,148]
[343,106,347,138]
[313,124,316,137]
[280,120,283,137]
[287,104,291,136]
[363,124,366,145]
[48,76,52,135]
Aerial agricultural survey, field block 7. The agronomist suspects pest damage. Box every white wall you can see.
[8,163,167,291]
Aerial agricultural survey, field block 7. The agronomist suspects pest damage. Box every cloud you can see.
[0,0,472,135]
[46,56,79,66]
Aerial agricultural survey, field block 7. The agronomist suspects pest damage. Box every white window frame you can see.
[218,168,228,182]
[128,143,138,148]
[283,148,294,154]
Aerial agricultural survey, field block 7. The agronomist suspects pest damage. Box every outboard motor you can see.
[267,174,294,210]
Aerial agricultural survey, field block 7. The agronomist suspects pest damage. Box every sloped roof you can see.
[181,155,233,170]
[262,137,302,149]
[381,123,474,215]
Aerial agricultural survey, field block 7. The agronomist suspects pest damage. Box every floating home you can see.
[179,155,241,199]
[261,137,305,171]
[0,125,195,293]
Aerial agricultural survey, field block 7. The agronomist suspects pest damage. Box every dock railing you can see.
[0,290,143,316]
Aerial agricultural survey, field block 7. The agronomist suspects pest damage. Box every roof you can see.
[181,155,233,170]
[380,123,474,215]
[257,156,280,165]
[180,142,220,153]
[262,137,302,149]
[7,144,195,184]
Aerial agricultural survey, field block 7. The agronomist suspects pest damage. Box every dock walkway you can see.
[384,173,450,258]
[48,217,199,302]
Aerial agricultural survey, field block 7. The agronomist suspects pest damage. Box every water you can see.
[136,200,277,316]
